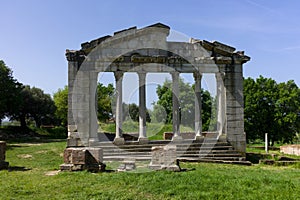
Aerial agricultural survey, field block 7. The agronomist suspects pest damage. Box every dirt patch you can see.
[36,150,47,154]
[45,170,60,176]
[17,154,33,159]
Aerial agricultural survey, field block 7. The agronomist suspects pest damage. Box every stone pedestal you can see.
[149,145,180,171]
[172,135,183,141]
[60,147,105,172]
[113,137,125,145]
[138,137,149,144]
[0,141,9,170]
[195,135,205,141]
[117,160,136,172]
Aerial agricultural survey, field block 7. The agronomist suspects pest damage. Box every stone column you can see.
[171,71,182,140]
[113,71,125,145]
[138,72,148,143]
[88,72,99,146]
[216,72,226,136]
[225,59,246,154]
[66,50,84,147]
[193,72,203,140]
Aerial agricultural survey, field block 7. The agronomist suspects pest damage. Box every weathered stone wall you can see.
[280,145,300,156]
[60,147,105,172]
[225,61,246,154]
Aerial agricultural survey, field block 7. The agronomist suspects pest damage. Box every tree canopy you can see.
[97,83,114,122]
[0,60,23,121]
[12,85,56,128]
[244,76,300,145]
[53,86,68,126]
[151,78,213,131]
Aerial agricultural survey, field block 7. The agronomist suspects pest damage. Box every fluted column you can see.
[171,71,182,140]
[138,72,148,143]
[194,72,203,140]
[113,71,125,144]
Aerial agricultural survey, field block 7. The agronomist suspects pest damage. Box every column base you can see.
[138,137,149,144]
[218,134,227,142]
[89,138,100,147]
[113,137,125,145]
[195,135,204,141]
[172,135,183,141]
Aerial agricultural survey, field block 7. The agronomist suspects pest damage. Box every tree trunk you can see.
[271,138,275,146]
[20,114,27,129]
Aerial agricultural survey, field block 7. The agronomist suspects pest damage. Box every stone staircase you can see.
[95,138,247,163]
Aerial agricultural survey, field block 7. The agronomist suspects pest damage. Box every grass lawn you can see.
[0,140,300,200]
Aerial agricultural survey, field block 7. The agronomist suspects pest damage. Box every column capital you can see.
[215,72,225,80]
[170,71,180,79]
[114,71,124,80]
[170,71,180,75]
[65,50,85,62]
[193,72,202,81]
[137,72,147,79]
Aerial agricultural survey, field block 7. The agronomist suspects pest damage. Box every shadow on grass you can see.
[8,166,31,172]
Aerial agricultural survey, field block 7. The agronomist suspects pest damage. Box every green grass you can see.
[1,140,300,199]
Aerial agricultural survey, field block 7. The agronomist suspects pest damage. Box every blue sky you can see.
[1,0,300,108]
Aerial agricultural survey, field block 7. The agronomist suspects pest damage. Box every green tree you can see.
[11,86,56,128]
[244,76,300,145]
[53,86,68,126]
[127,103,151,123]
[53,83,116,124]
[0,60,23,122]
[97,83,114,122]
[152,78,212,130]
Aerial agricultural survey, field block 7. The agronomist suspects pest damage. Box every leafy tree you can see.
[14,86,56,128]
[97,83,114,122]
[152,78,212,130]
[53,86,68,126]
[244,76,300,145]
[0,60,23,122]
[127,103,151,123]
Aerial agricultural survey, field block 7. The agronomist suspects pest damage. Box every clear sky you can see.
[1,0,300,108]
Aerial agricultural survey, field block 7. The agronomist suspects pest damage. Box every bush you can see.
[43,126,67,139]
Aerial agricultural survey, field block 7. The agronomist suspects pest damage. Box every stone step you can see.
[178,156,245,161]
[179,153,243,157]
[97,139,244,163]
[96,144,231,149]
[100,145,234,153]
[178,158,251,165]
[96,140,229,147]
[102,151,242,157]
[103,155,245,162]
[103,156,151,161]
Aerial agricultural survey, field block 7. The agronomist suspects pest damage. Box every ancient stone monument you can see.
[149,145,180,171]
[0,141,9,170]
[61,23,250,170]
[60,147,105,172]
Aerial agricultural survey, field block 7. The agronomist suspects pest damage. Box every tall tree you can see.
[152,78,213,130]
[244,76,300,145]
[12,86,56,128]
[127,103,151,123]
[0,60,23,122]
[53,86,68,126]
[97,83,114,122]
